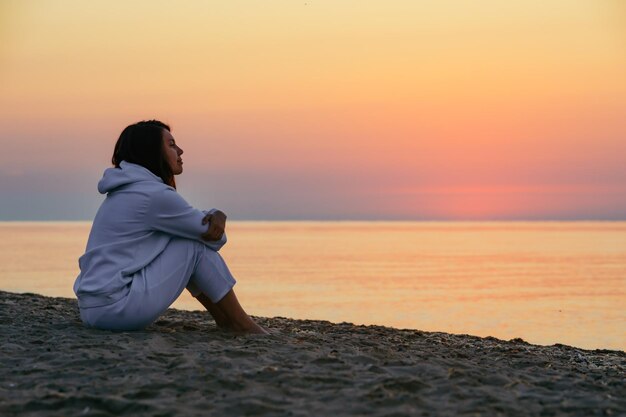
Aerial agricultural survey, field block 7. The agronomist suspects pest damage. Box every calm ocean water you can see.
[1,221,624,350]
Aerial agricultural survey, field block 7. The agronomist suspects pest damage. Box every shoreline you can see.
[1,291,624,416]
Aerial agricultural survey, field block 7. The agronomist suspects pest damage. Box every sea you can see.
[1,221,624,351]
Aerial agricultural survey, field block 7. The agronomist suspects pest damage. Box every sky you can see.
[1,0,625,220]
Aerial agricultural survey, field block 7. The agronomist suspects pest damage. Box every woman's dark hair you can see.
[112,120,176,188]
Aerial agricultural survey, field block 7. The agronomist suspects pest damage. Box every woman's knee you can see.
[166,237,207,260]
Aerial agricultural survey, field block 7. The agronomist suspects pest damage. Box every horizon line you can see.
[1,218,625,223]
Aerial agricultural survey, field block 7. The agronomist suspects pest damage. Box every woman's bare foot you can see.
[197,289,269,335]
[230,318,269,335]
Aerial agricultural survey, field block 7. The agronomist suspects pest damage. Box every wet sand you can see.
[1,291,624,416]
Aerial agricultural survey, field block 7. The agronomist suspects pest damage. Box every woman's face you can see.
[162,130,184,175]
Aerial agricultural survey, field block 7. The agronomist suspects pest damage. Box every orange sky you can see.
[1,0,625,220]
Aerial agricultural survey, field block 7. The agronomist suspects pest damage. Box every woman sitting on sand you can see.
[74,120,267,334]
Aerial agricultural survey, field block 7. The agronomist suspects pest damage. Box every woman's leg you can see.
[83,237,266,333]
[83,239,206,330]
[194,292,230,329]
[189,245,268,334]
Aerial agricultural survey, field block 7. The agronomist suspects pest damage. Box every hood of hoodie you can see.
[97,161,164,194]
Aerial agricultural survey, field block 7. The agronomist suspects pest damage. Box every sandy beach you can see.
[1,291,624,416]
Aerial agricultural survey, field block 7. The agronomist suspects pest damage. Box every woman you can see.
[73,120,267,334]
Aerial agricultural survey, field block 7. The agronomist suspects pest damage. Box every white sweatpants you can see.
[79,238,236,331]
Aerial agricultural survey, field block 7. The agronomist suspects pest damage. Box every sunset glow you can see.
[1,0,625,220]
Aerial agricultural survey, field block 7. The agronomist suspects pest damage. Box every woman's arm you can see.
[146,188,227,251]
[201,210,227,241]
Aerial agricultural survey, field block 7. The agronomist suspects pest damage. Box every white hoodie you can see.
[73,161,226,308]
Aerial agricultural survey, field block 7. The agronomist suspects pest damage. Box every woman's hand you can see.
[202,210,227,241]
